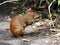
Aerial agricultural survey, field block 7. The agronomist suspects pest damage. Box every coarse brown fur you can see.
[10,10,39,37]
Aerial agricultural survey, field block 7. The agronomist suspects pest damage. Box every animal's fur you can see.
[10,12,39,37]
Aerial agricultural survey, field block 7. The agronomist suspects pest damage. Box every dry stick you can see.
[0,0,18,5]
[48,0,56,27]
[46,0,49,5]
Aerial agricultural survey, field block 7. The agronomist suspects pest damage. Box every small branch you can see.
[22,0,28,6]
[0,0,18,5]
[46,0,50,5]
[48,0,56,27]
[40,0,43,4]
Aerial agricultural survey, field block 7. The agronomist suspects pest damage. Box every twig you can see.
[48,0,56,27]
[46,0,50,5]
[0,0,18,5]
[22,0,28,6]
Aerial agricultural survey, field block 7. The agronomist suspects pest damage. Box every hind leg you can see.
[10,16,24,37]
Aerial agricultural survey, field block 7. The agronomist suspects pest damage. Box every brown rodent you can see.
[10,8,39,37]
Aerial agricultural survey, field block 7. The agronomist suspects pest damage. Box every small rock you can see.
[54,33,60,37]
[24,25,35,34]
[22,38,30,42]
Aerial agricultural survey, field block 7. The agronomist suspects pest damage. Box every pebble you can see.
[22,38,30,42]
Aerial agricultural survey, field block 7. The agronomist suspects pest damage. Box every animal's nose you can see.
[34,15,40,19]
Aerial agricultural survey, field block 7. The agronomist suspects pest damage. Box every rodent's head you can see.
[26,8,40,19]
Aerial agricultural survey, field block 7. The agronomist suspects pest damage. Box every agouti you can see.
[10,8,40,37]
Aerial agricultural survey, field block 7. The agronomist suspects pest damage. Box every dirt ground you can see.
[0,12,60,45]
[0,21,60,45]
